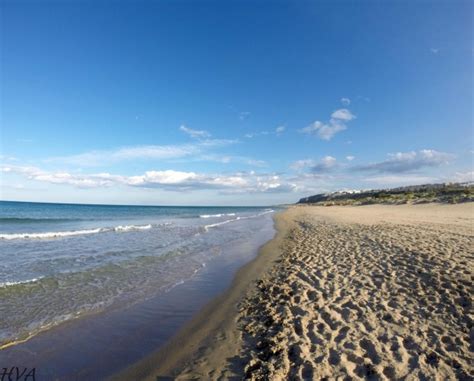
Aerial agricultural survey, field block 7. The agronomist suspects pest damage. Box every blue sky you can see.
[1,0,472,206]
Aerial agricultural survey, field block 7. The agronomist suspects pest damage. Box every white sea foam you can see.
[199,213,236,218]
[0,277,44,288]
[204,217,241,231]
[204,209,274,231]
[113,224,152,232]
[0,224,154,240]
[0,228,104,240]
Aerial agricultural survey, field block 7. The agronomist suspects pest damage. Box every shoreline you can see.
[111,209,290,380]
[113,203,473,380]
[0,211,277,380]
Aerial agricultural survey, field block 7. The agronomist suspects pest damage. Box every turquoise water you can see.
[0,201,275,347]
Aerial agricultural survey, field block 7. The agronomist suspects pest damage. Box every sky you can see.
[1,0,473,206]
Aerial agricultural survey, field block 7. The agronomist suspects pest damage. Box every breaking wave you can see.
[199,213,236,218]
[0,224,153,240]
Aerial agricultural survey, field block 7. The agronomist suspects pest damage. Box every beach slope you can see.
[114,203,473,380]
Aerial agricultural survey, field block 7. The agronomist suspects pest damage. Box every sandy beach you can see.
[114,203,473,380]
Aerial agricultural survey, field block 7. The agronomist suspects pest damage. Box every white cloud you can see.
[331,108,356,121]
[301,120,346,141]
[362,175,436,185]
[310,156,337,173]
[47,145,200,166]
[194,138,238,147]
[365,170,472,186]
[290,156,337,173]
[2,165,297,194]
[346,155,355,161]
[128,170,198,186]
[194,154,267,167]
[0,165,119,188]
[179,125,211,139]
[301,108,356,140]
[356,149,454,173]
[341,97,351,106]
[275,126,285,136]
[430,48,439,54]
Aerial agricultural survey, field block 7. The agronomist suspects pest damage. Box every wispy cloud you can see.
[362,174,437,185]
[300,108,356,140]
[239,111,251,120]
[355,149,454,173]
[246,158,267,167]
[346,155,355,161]
[290,159,317,171]
[245,125,285,139]
[275,126,285,136]
[430,48,440,54]
[46,137,237,167]
[364,171,472,186]
[47,144,201,166]
[450,171,473,183]
[341,97,351,106]
[290,156,337,173]
[0,155,18,162]
[179,125,211,139]
[192,154,267,167]
[244,131,267,139]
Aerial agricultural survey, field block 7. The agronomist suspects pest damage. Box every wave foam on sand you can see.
[204,210,274,232]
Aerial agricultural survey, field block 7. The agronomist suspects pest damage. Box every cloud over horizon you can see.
[355,150,454,173]
[1,165,298,194]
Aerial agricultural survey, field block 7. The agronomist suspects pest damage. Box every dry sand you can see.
[113,203,473,380]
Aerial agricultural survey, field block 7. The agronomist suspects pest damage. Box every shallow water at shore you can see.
[0,201,276,358]
[0,218,275,379]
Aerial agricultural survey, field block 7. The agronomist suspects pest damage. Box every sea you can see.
[0,200,277,378]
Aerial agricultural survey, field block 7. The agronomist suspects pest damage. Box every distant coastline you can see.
[298,182,474,206]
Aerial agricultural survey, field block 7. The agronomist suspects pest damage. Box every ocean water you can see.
[0,201,275,349]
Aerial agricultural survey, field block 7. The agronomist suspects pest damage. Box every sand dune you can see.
[116,203,473,380]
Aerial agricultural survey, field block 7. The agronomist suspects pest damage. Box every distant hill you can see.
[298,182,474,206]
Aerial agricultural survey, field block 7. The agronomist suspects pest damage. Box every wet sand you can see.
[114,203,473,380]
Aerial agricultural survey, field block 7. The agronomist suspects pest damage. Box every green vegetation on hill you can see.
[298,183,474,206]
